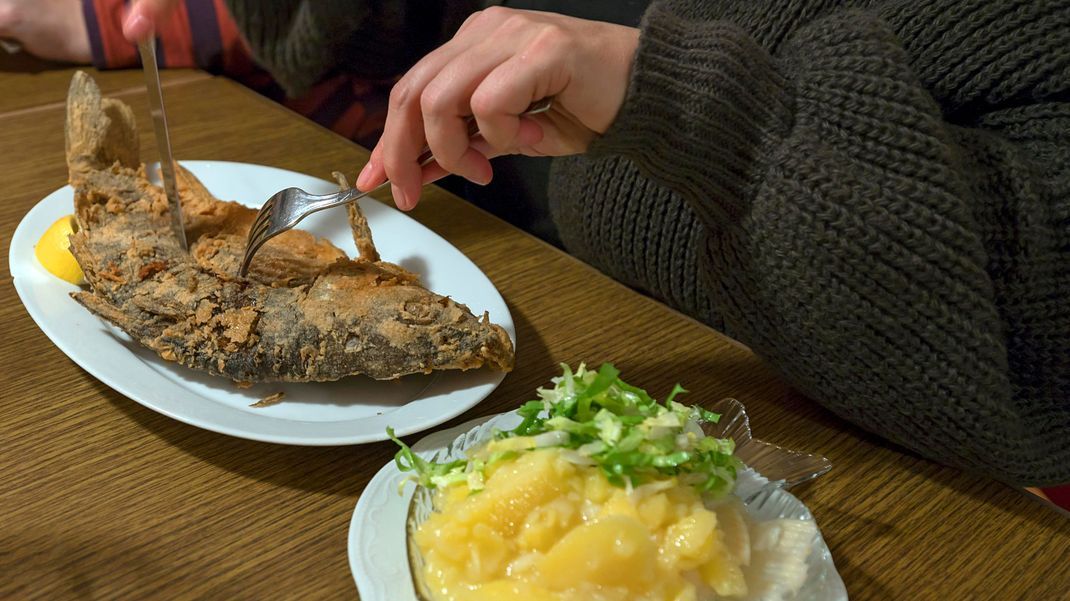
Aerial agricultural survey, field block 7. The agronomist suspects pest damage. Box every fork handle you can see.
[305,151,446,214]
[305,181,389,214]
[411,98,550,168]
[309,97,553,214]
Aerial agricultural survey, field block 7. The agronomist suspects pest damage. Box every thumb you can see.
[123,0,178,42]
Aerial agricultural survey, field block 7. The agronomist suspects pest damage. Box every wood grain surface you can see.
[1,69,1067,601]
[0,53,207,115]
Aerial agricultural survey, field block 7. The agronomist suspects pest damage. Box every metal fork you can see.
[237,98,554,277]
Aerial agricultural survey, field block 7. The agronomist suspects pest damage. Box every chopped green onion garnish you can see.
[388,363,740,497]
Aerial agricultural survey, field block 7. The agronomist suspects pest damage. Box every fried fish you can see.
[64,72,514,383]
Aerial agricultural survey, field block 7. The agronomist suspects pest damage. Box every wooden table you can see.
[1,63,1067,601]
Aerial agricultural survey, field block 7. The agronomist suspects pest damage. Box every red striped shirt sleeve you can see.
[80,0,390,149]
[82,0,138,69]
[81,0,244,71]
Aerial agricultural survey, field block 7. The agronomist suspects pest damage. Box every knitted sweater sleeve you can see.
[221,0,482,96]
[590,0,1070,486]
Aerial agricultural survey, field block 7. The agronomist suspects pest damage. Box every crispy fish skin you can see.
[64,71,514,382]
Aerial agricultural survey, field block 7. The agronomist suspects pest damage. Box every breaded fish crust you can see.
[64,72,514,383]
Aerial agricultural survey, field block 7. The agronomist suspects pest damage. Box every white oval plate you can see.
[349,413,848,601]
[9,161,514,445]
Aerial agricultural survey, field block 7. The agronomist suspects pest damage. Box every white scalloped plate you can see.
[349,412,848,601]
[9,161,513,445]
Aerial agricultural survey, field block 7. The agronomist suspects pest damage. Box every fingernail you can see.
[123,14,152,41]
[356,160,374,190]
[472,163,493,186]
[391,183,408,210]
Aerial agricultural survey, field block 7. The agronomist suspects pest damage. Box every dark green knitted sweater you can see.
[224,0,1070,486]
[222,0,484,96]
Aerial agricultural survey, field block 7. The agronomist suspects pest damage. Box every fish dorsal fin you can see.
[333,170,381,263]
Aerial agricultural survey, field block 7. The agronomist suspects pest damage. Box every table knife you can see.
[137,37,188,250]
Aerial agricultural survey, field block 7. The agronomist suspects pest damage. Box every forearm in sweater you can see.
[221,0,483,96]
[590,0,1070,485]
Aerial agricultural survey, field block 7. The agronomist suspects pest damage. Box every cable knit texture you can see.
[557,0,1070,486]
[224,0,1069,485]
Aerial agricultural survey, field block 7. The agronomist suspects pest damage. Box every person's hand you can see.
[0,0,90,63]
[355,7,639,210]
[122,0,180,42]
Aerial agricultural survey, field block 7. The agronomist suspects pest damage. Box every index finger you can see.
[358,18,500,204]
[123,0,180,42]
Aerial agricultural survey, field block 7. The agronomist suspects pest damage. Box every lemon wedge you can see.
[35,215,85,285]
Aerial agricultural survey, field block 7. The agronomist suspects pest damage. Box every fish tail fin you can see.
[65,71,140,184]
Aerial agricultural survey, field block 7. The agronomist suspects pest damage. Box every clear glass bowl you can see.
[405,399,841,601]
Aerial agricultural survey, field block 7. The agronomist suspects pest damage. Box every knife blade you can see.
[137,37,188,250]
